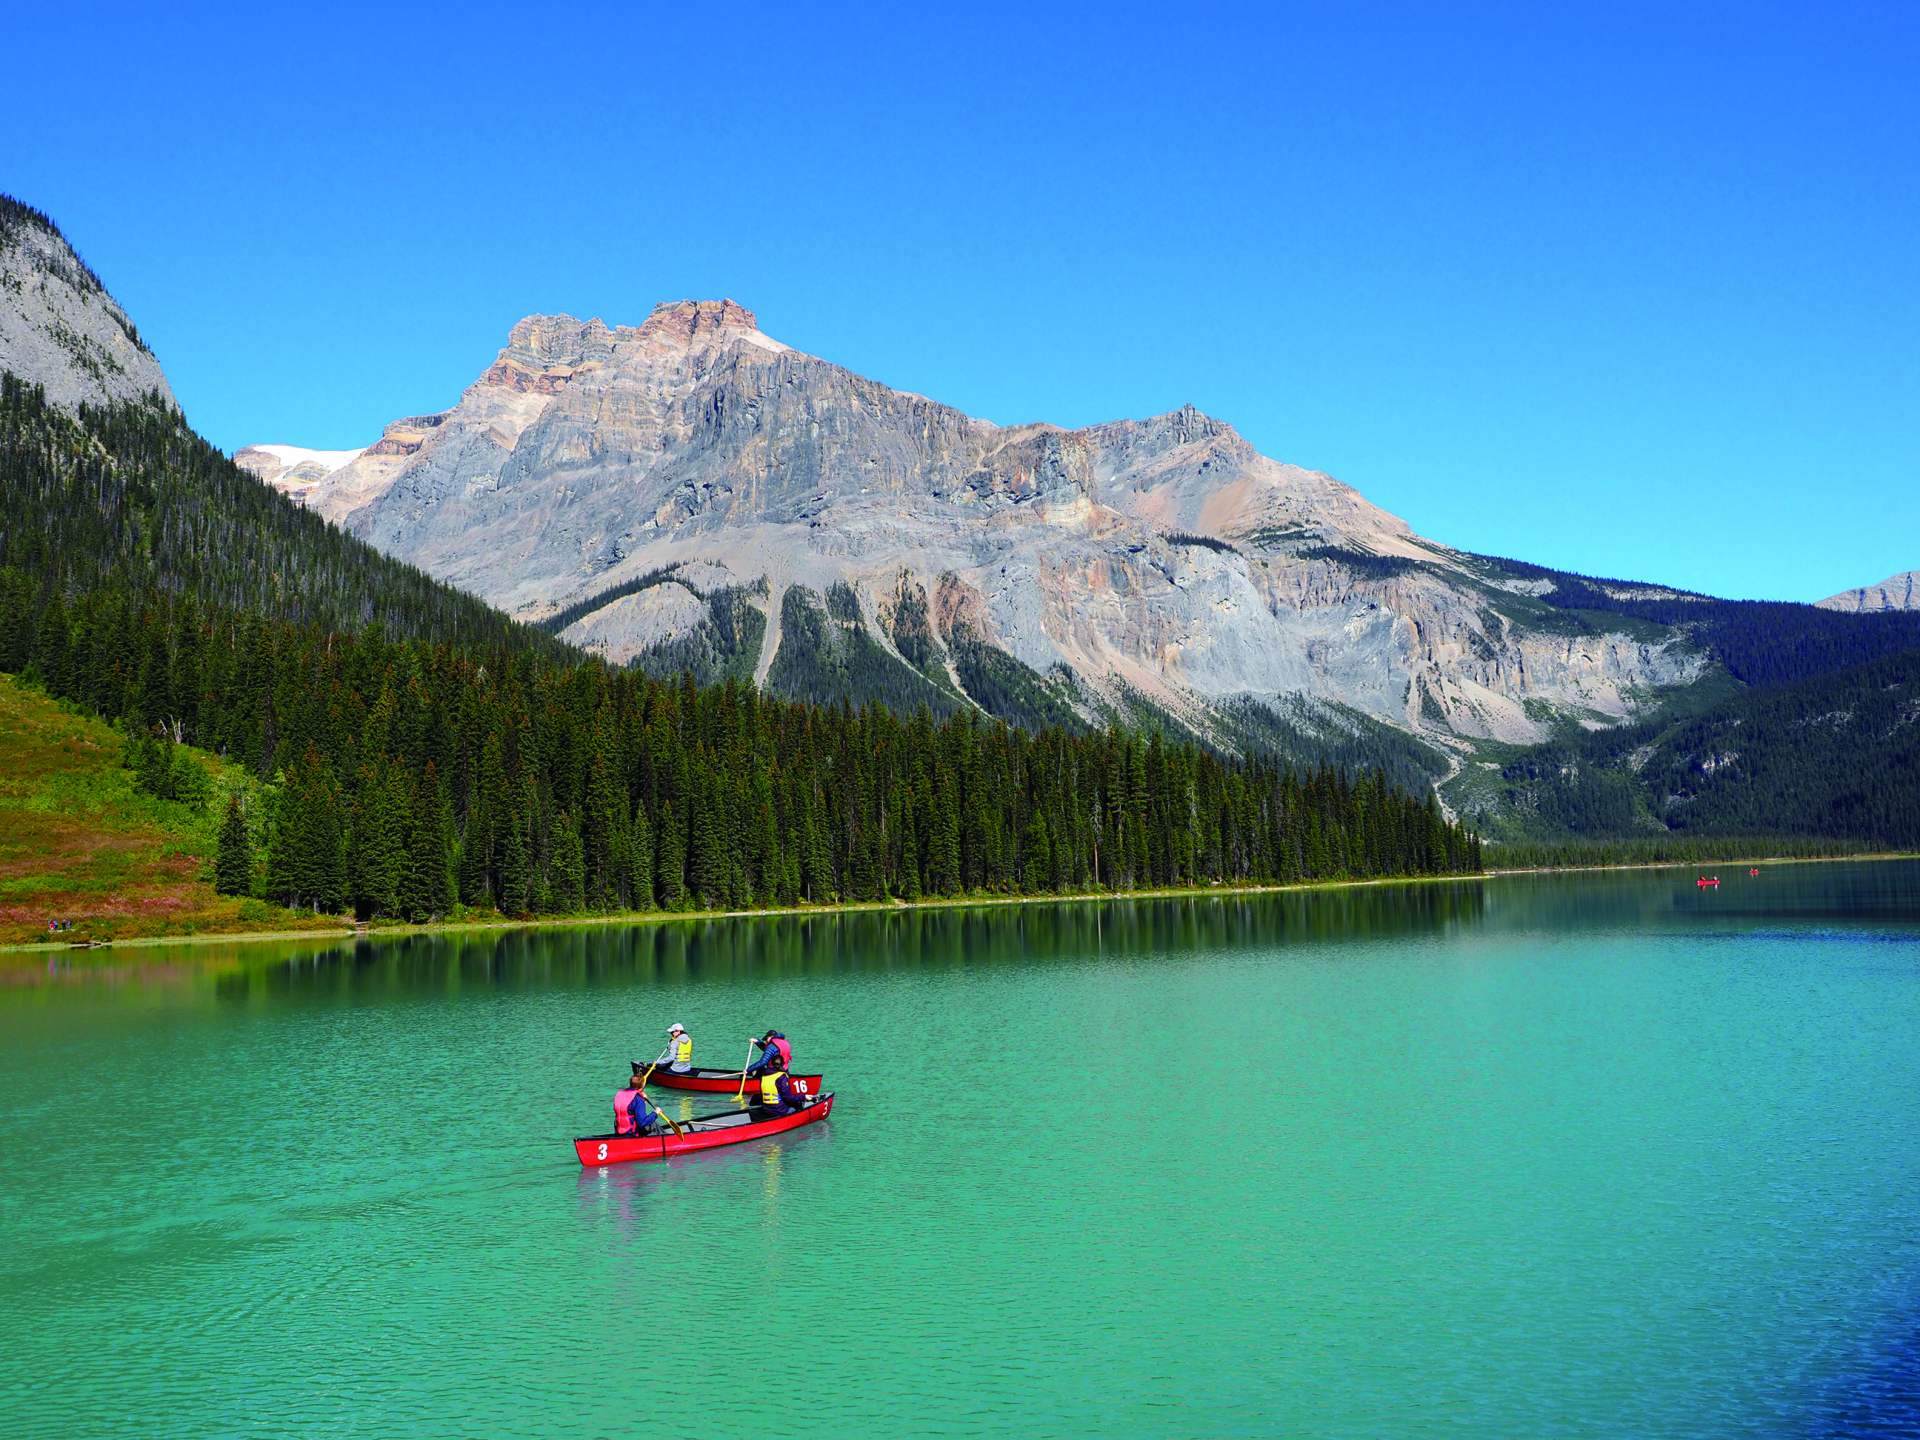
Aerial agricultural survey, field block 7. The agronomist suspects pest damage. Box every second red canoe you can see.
[643,1065,824,1096]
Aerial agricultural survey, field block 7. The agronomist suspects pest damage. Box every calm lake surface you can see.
[4,862,1920,1438]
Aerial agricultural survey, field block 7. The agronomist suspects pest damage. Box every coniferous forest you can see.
[0,378,1482,922]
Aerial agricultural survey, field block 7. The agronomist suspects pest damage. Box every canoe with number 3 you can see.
[642,1065,825,1095]
[575,1092,836,1166]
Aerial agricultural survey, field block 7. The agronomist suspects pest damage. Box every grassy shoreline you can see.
[4,850,1914,956]
[0,870,1478,954]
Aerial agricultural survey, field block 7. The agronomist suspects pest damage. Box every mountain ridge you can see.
[241,299,1707,750]
[0,195,175,414]
[1819,570,1919,613]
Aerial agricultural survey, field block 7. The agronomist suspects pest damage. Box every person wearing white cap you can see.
[665,1022,694,1074]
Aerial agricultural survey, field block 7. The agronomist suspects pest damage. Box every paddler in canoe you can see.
[613,1065,669,1137]
[744,1029,791,1078]
[748,1063,810,1119]
[662,1022,694,1074]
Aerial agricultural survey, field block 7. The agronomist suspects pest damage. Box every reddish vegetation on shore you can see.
[0,676,315,946]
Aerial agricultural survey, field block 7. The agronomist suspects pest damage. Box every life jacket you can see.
[770,1035,791,1069]
[614,1087,644,1135]
[759,1071,787,1106]
[674,1032,693,1064]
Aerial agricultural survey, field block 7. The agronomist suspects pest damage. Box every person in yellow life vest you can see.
[664,1022,693,1074]
[756,1067,807,1118]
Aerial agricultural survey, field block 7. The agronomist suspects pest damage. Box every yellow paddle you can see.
[734,1039,758,1102]
[638,1041,671,1091]
[632,1077,686,1137]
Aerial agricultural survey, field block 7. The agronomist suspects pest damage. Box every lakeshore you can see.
[5,849,1913,957]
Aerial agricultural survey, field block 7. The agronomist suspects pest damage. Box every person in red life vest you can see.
[613,1069,665,1137]
[753,1066,808,1118]
[745,1029,791,1078]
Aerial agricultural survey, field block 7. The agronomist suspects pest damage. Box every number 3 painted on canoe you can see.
[597,1142,608,1160]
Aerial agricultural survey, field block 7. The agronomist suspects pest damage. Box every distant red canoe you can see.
[642,1065,825,1096]
[1696,877,1720,888]
[576,1093,835,1166]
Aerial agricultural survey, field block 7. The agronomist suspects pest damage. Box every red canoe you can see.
[575,1093,836,1167]
[641,1065,825,1096]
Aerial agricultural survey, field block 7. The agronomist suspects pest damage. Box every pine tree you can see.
[1021,809,1052,893]
[349,760,406,919]
[628,804,655,910]
[398,762,455,922]
[655,795,688,909]
[928,772,962,895]
[551,811,587,912]
[215,794,252,896]
[689,770,727,907]
[582,747,626,909]
[266,750,346,913]
[497,772,535,915]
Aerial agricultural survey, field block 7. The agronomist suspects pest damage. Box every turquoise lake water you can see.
[3,862,1919,1437]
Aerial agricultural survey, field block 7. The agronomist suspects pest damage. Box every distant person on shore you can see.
[746,1029,790,1076]
[614,1071,664,1137]
[664,1023,693,1074]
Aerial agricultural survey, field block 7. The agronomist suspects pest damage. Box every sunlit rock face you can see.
[1818,572,1919,614]
[0,201,175,413]
[245,299,1704,745]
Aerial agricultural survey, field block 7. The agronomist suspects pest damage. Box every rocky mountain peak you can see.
[1818,570,1920,613]
[1163,402,1232,441]
[0,194,175,412]
[637,297,771,345]
[241,294,1705,747]
[483,314,621,395]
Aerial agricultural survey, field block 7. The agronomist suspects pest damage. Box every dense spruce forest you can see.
[0,378,1481,922]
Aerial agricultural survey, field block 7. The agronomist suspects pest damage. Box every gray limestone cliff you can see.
[0,196,174,412]
[1818,571,1919,613]
[246,299,1706,748]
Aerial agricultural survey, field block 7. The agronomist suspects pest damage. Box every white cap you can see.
[668,1023,684,1034]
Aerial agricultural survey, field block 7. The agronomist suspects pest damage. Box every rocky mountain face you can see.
[246,298,1710,753]
[1818,571,1919,613]
[232,443,366,495]
[0,196,174,412]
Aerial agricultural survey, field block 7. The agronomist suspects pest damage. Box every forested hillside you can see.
[1473,555,1920,688]
[0,377,1480,927]
[1457,648,1920,848]
[1428,555,1920,848]
[0,376,554,653]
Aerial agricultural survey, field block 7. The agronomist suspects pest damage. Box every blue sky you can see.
[7,2,1916,601]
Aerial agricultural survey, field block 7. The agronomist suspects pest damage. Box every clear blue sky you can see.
[7,2,1916,601]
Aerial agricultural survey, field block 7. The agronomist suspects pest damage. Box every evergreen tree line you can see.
[1488,835,1873,870]
[1,577,1482,919]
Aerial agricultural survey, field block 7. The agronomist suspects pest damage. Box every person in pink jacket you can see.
[746,1029,791,1076]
